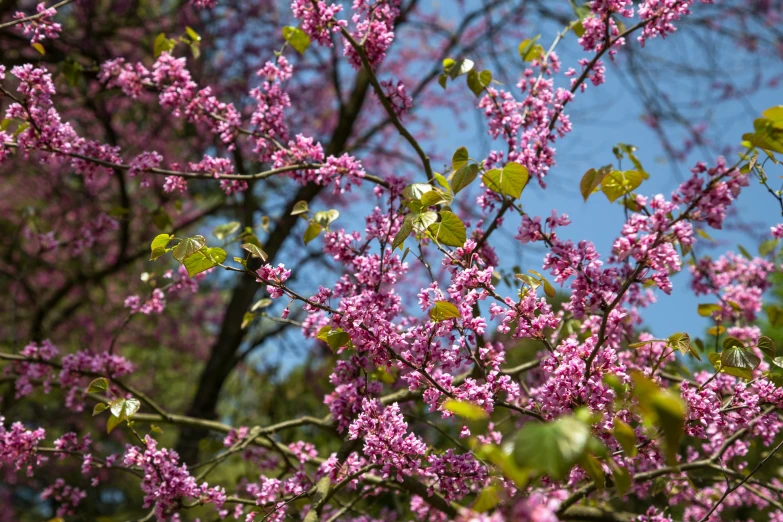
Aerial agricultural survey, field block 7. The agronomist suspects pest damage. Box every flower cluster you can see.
[123,435,226,520]
[14,2,61,44]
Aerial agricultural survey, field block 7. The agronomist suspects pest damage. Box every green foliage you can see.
[282,26,310,54]
[518,36,544,61]
[631,372,685,465]
[428,211,467,246]
[513,414,596,479]
[482,162,529,199]
[601,170,643,203]
[429,300,461,322]
[183,247,227,277]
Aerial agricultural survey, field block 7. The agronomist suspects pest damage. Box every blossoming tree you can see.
[2,0,783,520]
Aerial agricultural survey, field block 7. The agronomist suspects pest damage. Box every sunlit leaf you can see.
[442,399,488,420]
[429,300,461,322]
[428,211,466,247]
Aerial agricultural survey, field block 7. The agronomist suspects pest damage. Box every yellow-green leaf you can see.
[429,300,461,322]
[428,211,466,247]
[442,399,488,420]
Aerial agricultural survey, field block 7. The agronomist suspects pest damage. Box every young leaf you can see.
[153,32,176,58]
[313,209,339,227]
[282,26,310,54]
[451,164,479,194]
[428,211,466,247]
[766,305,783,327]
[667,332,690,355]
[513,416,592,479]
[429,300,461,322]
[757,336,776,359]
[518,36,543,61]
[303,222,323,244]
[402,183,434,200]
[466,69,492,96]
[612,418,638,457]
[420,190,448,207]
[183,247,227,277]
[291,200,309,215]
[601,170,643,203]
[471,480,501,513]
[213,221,241,240]
[251,298,273,311]
[173,235,207,262]
[611,464,632,495]
[631,372,685,466]
[86,377,109,394]
[442,399,488,420]
[392,216,413,250]
[92,403,108,416]
[580,167,609,202]
[580,454,605,489]
[720,346,761,374]
[150,234,173,261]
[107,414,122,434]
[241,243,268,261]
[452,146,469,171]
[697,303,721,317]
[482,162,529,199]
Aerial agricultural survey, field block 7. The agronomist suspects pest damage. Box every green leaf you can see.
[420,190,448,207]
[413,211,438,232]
[251,298,273,311]
[613,418,637,457]
[721,346,761,374]
[313,209,339,227]
[738,244,753,259]
[402,183,434,200]
[303,222,323,244]
[766,305,783,327]
[213,221,241,241]
[466,69,492,96]
[668,332,694,358]
[580,454,605,489]
[722,336,745,351]
[150,234,173,261]
[185,26,201,42]
[518,36,543,61]
[452,146,469,171]
[153,32,176,58]
[442,399,488,420]
[241,243,268,261]
[472,479,501,513]
[482,162,529,199]
[446,58,474,79]
[291,200,309,215]
[86,377,109,394]
[32,42,45,55]
[433,172,450,191]
[474,444,529,488]
[631,372,685,465]
[429,300,461,322]
[173,235,207,262]
[392,216,413,250]
[92,403,108,416]
[580,167,610,202]
[326,330,350,350]
[282,26,310,54]
[611,464,632,495]
[760,238,779,257]
[513,416,592,479]
[451,164,479,194]
[757,336,776,359]
[428,211,466,247]
[697,303,722,317]
[601,170,643,203]
[316,327,351,350]
[106,414,122,434]
[182,247,227,277]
